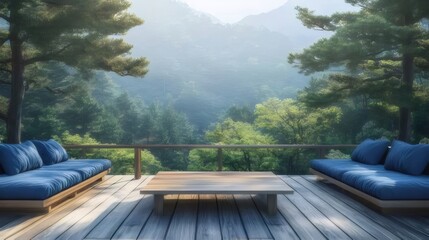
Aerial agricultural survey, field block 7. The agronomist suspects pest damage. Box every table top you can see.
[140,171,293,195]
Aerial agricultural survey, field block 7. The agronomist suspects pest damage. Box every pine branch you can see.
[42,0,74,6]
[46,86,66,94]
[0,79,11,85]
[0,13,9,22]
[0,67,11,74]
[0,58,11,64]
[24,43,73,65]
[0,112,7,121]
[0,36,9,47]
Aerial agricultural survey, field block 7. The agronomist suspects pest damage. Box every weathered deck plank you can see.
[392,216,429,237]
[31,176,134,240]
[217,194,248,239]
[234,194,273,239]
[57,177,147,240]
[110,194,153,240]
[276,194,326,240]
[165,194,199,240]
[84,177,152,239]
[1,174,428,240]
[292,176,400,240]
[303,175,429,239]
[196,194,222,240]
[137,194,178,239]
[252,195,299,240]
[283,183,352,240]
[283,176,376,240]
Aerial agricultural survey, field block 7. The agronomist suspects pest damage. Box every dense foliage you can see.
[0,0,428,174]
[0,0,149,143]
[289,0,429,141]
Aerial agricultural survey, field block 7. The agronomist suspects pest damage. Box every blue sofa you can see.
[310,139,429,213]
[0,140,111,212]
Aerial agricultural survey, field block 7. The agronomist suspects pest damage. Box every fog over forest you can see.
[113,0,356,131]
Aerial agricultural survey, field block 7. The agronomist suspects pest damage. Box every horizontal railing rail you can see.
[64,144,356,179]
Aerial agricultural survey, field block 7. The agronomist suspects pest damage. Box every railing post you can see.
[317,147,327,159]
[134,148,142,179]
[217,148,223,171]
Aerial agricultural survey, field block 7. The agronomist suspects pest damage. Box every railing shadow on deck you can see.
[64,144,356,180]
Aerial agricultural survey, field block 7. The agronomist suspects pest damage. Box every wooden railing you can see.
[64,144,356,179]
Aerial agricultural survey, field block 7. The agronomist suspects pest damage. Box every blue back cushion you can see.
[0,141,43,175]
[351,139,390,165]
[384,140,429,175]
[32,139,68,165]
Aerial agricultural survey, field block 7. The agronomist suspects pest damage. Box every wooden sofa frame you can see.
[0,170,109,213]
[310,168,429,214]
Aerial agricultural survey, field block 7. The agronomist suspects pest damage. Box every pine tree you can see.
[0,0,149,143]
[289,0,429,141]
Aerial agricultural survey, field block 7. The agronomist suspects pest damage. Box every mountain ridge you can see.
[112,0,357,131]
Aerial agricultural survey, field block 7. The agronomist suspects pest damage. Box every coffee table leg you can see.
[154,194,164,214]
[267,194,277,215]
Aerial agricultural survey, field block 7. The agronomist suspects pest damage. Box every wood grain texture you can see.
[252,194,299,240]
[217,194,248,240]
[137,194,179,239]
[303,175,429,239]
[282,176,352,240]
[110,194,154,240]
[293,176,401,240]
[30,176,133,240]
[165,195,199,240]
[2,175,429,240]
[282,176,375,240]
[234,194,273,239]
[85,177,152,239]
[277,194,327,240]
[141,171,293,194]
[196,194,222,240]
[56,176,141,240]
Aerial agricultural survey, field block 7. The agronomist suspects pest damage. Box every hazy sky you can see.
[178,0,289,23]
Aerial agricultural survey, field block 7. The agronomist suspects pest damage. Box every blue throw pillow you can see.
[351,139,390,165]
[0,141,43,175]
[32,139,68,165]
[384,140,429,175]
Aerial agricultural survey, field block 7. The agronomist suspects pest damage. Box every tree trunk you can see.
[398,10,414,142]
[6,2,25,144]
[398,53,414,142]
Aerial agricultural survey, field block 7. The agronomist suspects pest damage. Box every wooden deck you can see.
[0,175,428,240]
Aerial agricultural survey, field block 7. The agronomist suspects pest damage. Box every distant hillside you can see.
[111,0,310,130]
[238,0,358,51]
[112,0,357,131]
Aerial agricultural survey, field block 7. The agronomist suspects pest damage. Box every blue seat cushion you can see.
[351,139,390,165]
[0,141,43,175]
[342,169,429,200]
[0,169,83,200]
[310,159,384,180]
[44,159,111,179]
[32,139,68,165]
[0,159,111,200]
[384,140,429,175]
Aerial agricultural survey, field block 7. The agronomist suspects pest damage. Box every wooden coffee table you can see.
[140,171,293,215]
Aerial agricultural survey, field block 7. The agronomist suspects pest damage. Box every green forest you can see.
[1,0,429,174]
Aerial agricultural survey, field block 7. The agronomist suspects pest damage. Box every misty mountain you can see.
[112,0,356,131]
[110,0,308,130]
[238,0,358,51]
